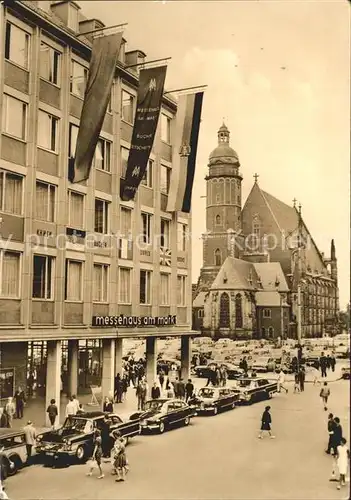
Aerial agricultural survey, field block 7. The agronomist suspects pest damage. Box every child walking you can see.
[86,435,104,479]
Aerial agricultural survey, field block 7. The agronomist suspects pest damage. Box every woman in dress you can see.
[258,406,275,439]
[111,431,128,482]
[86,435,104,479]
[336,438,349,490]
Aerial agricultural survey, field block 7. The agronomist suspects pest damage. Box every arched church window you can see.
[235,293,243,328]
[219,292,230,328]
[214,248,222,266]
[215,214,221,226]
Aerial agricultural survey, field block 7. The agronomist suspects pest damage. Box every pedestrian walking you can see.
[72,395,80,414]
[23,421,36,463]
[136,379,147,410]
[326,355,331,371]
[122,374,129,402]
[326,413,335,455]
[185,379,194,402]
[101,416,112,458]
[330,417,344,480]
[4,399,15,428]
[14,388,26,420]
[103,397,113,413]
[258,406,275,439]
[320,352,327,378]
[158,369,165,390]
[330,354,336,373]
[298,367,305,392]
[46,399,58,429]
[335,438,349,490]
[86,435,104,479]
[172,378,180,398]
[277,370,288,394]
[151,382,161,399]
[111,431,128,482]
[178,379,186,400]
[320,382,330,411]
[114,374,123,404]
[0,409,8,429]
[293,373,300,393]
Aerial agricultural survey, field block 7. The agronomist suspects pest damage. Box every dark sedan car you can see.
[130,399,196,434]
[188,387,239,415]
[35,411,140,463]
[193,362,244,380]
[230,377,278,405]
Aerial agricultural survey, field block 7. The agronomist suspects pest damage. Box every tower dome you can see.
[209,123,239,165]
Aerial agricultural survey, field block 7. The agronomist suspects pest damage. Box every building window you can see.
[68,190,84,229]
[160,219,170,248]
[214,249,222,266]
[263,308,271,318]
[0,170,23,215]
[67,5,79,31]
[70,61,88,98]
[32,255,54,299]
[160,165,171,194]
[140,269,151,304]
[119,267,131,303]
[120,146,129,178]
[261,327,266,337]
[235,293,243,328]
[2,95,27,141]
[160,273,170,305]
[120,206,132,237]
[94,199,109,234]
[69,123,79,158]
[198,309,204,319]
[5,22,30,69]
[94,139,111,172]
[65,259,83,301]
[177,275,186,306]
[215,214,221,225]
[219,292,230,328]
[253,217,260,237]
[35,181,55,222]
[107,93,112,113]
[268,326,274,337]
[93,264,108,303]
[141,159,153,188]
[0,251,21,298]
[177,222,187,252]
[37,110,59,152]
[161,113,171,143]
[141,212,152,245]
[121,90,135,124]
[39,42,60,85]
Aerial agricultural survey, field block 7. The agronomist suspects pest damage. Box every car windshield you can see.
[63,418,93,434]
[144,401,164,411]
[237,379,251,387]
[198,388,215,398]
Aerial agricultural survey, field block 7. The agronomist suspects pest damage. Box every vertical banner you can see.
[69,32,123,183]
[166,91,204,213]
[120,65,167,201]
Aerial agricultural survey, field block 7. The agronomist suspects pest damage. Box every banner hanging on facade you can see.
[120,65,167,201]
[166,91,204,213]
[69,32,123,183]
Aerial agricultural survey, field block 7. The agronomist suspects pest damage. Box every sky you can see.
[80,0,350,309]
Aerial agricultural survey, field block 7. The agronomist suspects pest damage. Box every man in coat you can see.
[319,352,328,378]
[185,379,194,402]
[23,421,36,462]
[178,379,186,401]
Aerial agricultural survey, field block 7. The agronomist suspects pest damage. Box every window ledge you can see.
[2,133,26,144]
[92,302,109,305]
[64,301,84,304]
[0,297,21,301]
[32,299,55,302]
[37,146,59,156]
[5,58,29,73]
[62,324,88,328]
[0,211,24,218]
[0,324,24,329]
[39,77,61,90]
[70,92,84,101]
[121,119,134,127]
[29,324,59,329]
[95,168,112,175]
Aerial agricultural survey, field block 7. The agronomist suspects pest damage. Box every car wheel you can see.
[76,445,85,462]
[8,456,20,476]
[158,422,165,434]
[231,401,236,409]
[213,407,218,415]
[184,416,190,426]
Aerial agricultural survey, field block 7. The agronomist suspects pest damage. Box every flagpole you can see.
[125,57,172,69]
[164,85,208,95]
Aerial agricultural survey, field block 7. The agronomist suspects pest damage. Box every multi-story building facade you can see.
[0,0,195,423]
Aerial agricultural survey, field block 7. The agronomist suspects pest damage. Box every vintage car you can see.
[251,357,276,373]
[341,364,350,380]
[130,399,196,434]
[230,377,278,404]
[0,429,28,479]
[35,411,140,463]
[193,362,244,380]
[188,387,240,415]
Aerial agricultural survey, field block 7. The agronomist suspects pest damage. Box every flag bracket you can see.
[77,23,128,38]
[125,57,172,69]
[164,85,208,95]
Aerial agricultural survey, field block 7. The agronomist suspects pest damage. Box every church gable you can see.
[211,256,259,291]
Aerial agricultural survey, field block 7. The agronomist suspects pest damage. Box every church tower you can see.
[197,123,244,291]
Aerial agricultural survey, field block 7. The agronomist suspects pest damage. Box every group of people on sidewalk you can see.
[0,389,27,428]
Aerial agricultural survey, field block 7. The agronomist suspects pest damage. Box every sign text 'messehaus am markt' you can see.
[92,315,177,328]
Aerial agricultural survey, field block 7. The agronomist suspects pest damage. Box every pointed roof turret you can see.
[209,123,239,165]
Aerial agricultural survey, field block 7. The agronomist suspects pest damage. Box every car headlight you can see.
[36,436,43,442]
[62,443,72,451]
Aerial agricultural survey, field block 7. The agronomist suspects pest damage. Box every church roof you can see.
[260,190,298,234]
[255,291,289,307]
[211,257,260,291]
[253,262,289,292]
[208,123,239,164]
[193,291,207,308]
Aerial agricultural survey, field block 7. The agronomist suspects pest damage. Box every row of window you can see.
[0,250,188,306]
[0,171,187,248]
[4,21,172,143]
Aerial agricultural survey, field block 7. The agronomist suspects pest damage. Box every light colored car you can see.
[0,429,27,478]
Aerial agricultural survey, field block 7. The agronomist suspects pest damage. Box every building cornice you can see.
[4,0,177,111]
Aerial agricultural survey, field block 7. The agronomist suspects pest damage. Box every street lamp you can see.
[275,277,284,346]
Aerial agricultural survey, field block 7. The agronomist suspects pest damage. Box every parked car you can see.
[304,355,320,369]
[130,399,196,434]
[188,387,239,415]
[251,357,276,373]
[35,411,140,463]
[0,429,27,479]
[193,362,244,379]
[230,377,278,405]
[341,365,350,380]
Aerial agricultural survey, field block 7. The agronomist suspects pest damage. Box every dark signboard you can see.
[92,315,177,328]
[0,368,15,400]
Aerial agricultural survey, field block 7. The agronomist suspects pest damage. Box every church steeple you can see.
[218,122,230,145]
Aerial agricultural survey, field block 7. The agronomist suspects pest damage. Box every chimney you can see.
[51,1,80,32]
